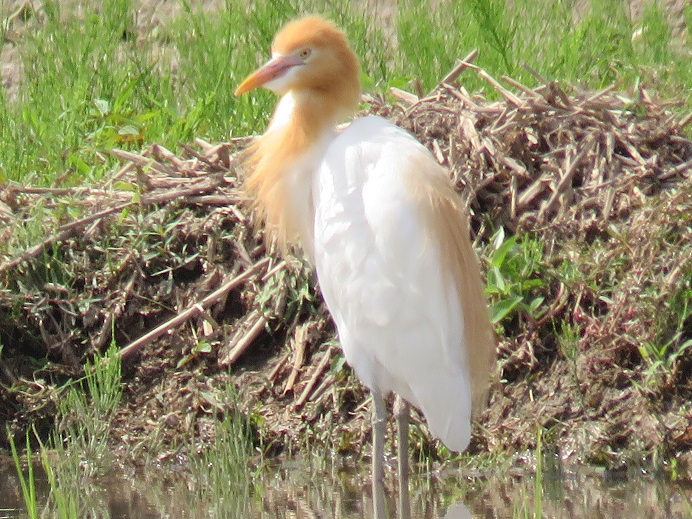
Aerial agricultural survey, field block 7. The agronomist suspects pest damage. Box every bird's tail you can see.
[414,375,473,453]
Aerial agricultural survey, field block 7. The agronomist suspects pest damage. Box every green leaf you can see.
[93,98,110,116]
[491,265,507,293]
[529,296,545,314]
[491,227,506,250]
[331,354,347,373]
[196,340,212,354]
[118,125,140,136]
[491,234,518,268]
[490,295,524,324]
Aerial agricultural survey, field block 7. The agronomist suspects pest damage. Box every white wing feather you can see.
[313,116,473,452]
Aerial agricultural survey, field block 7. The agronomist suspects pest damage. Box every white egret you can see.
[235,16,495,517]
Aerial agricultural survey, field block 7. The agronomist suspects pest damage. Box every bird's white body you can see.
[312,116,472,451]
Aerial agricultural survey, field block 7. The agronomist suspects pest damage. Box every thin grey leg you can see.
[395,396,410,519]
[372,390,387,519]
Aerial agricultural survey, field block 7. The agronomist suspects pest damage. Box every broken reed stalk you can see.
[438,49,479,86]
[295,342,335,409]
[220,311,268,366]
[283,323,309,394]
[117,257,270,359]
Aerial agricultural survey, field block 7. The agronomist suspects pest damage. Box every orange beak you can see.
[234,54,305,96]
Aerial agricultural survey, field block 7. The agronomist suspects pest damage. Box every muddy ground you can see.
[1,0,691,478]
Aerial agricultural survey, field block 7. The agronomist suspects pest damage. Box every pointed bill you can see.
[234,54,304,96]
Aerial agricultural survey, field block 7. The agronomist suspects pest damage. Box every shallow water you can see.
[2,457,691,519]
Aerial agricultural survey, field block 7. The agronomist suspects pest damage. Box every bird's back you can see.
[312,116,494,452]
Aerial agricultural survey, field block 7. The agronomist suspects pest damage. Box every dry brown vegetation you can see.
[1,63,690,475]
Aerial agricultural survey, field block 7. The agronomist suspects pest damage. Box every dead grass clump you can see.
[1,63,691,473]
[374,63,691,248]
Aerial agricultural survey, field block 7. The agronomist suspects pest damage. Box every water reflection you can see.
[443,502,472,519]
[1,458,691,518]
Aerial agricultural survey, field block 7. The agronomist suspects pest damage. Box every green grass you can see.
[6,344,122,519]
[7,362,254,518]
[8,429,38,519]
[53,344,122,477]
[510,428,544,519]
[394,0,691,96]
[39,441,80,519]
[188,382,255,518]
[1,0,689,185]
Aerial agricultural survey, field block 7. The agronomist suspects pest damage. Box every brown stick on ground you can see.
[436,49,479,88]
[117,257,270,360]
[295,343,335,409]
[284,322,309,394]
[220,312,269,366]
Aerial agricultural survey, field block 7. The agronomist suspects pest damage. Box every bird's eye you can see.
[298,48,311,60]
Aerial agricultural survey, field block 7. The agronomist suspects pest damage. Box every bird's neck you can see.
[243,91,346,255]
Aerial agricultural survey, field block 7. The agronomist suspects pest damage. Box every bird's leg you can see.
[371,390,387,519]
[395,396,410,519]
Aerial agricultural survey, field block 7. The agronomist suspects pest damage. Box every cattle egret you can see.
[235,16,495,517]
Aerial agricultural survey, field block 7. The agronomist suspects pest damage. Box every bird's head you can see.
[235,16,360,115]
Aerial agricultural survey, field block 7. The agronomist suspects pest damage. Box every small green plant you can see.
[557,322,581,362]
[639,332,692,390]
[178,332,213,368]
[467,0,516,73]
[533,427,543,519]
[39,436,80,519]
[485,228,547,327]
[54,344,122,477]
[189,382,254,518]
[8,429,38,519]
[256,262,316,326]
[511,427,544,519]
